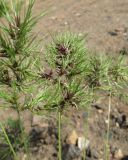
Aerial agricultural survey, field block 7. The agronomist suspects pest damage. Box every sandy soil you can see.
[0,0,128,160]
[34,0,128,54]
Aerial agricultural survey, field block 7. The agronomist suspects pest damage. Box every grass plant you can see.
[0,0,45,159]
[31,32,93,160]
[0,122,17,160]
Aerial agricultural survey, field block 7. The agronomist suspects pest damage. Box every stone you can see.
[115,114,128,128]
[75,13,81,17]
[98,109,103,114]
[66,130,79,145]
[64,21,68,25]
[105,119,109,124]
[108,31,118,36]
[115,27,127,34]
[50,16,57,20]
[85,146,99,159]
[31,147,38,153]
[17,152,28,160]
[114,149,123,159]
[115,122,120,127]
[77,137,90,151]
[78,33,83,37]
[62,144,81,160]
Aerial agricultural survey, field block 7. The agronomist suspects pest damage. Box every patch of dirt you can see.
[0,95,128,159]
[34,0,128,54]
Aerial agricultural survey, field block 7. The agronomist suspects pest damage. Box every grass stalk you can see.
[0,122,17,160]
[58,110,62,160]
[105,92,111,160]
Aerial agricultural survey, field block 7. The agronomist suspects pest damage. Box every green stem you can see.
[58,110,62,160]
[105,92,111,160]
[0,122,17,160]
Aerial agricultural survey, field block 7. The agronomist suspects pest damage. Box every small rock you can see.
[78,33,83,37]
[98,109,103,114]
[64,21,68,25]
[31,147,38,153]
[115,27,127,34]
[108,31,118,36]
[77,137,90,151]
[114,149,123,159]
[108,27,127,37]
[85,146,99,159]
[17,152,28,160]
[115,122,120,128]
[105,119,109,124]
[22,154,27,160]
[75,13,81,17]
[50,16,57,20]
[91,150,99,159]
[115,114,128,128]
[62,144,81,160]
[66,130,78,145]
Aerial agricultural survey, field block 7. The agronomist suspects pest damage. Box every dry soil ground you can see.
[0,0,128,160]
[34,0,128,54]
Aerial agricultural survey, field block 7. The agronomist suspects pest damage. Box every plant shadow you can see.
[0,143,13,160]
[121,156,128,160]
